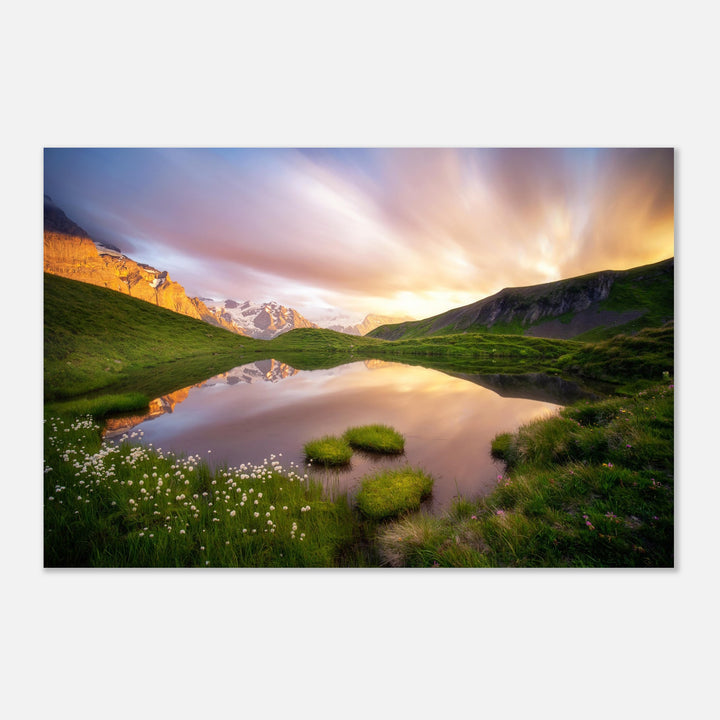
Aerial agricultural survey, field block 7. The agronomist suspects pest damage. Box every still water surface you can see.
[105,359,588,512]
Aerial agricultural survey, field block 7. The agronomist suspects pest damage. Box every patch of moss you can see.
[303,436,353,466]
[355,468,434,520]
[343,424,405,454]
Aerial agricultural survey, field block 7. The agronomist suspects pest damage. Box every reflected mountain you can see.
[363,359,397,370]
[104,385,199,437]
[444,371,601,404]
[213,358,299,385]
[104,359,299,437]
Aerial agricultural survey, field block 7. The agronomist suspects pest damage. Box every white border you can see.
[5,2,717,718]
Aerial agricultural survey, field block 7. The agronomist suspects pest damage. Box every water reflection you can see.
[104,360,298,435]
[105,359,575,512]
[445,371,599,404]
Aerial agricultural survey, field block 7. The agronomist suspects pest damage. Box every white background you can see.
[3,1,716,718]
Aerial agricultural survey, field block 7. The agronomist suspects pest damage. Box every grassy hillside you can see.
[573,263,675,341]
[259,327,581,377]
[369,258,674,341]
[44,273,261,401]
[261,325,673,387]
[557,323,674,383]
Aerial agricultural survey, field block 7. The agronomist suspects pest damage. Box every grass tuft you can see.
[303,436,353,466]
[343,424,405,454]
[355,468,434,521]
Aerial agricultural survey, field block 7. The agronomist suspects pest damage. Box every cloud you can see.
[44,147,674,321]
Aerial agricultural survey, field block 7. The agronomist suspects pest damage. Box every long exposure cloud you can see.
[44,147,674,322]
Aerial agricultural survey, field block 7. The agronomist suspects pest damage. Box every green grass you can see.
[45,392,150,420]
[303,436,354,466]
[343,424,405,454]
[43,372,673,566]
[44,272,674,567]
[557,324,674,385]
[44,415,371,567]
[259,327,582,376]
[375,500,491,567]
[355,468,434,521]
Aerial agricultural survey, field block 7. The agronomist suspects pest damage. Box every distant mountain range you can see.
[326,314,416,336]
[44,197,671,346]
[369,258,674,341]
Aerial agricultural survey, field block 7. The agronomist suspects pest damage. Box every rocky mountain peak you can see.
[43,199,244,336]
[202,298,318,339]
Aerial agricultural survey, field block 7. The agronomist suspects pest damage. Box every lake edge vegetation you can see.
[303,436,354,467]
[343,424,406,454]
[374,376,674,567]
[355,468,434,521]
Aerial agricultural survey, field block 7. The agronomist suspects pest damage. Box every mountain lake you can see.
[104,359,598,513]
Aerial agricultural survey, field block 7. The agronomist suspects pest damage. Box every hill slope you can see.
[369,258,674,341]
[44,273,260,400]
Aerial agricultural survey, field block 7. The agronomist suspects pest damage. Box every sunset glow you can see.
[44,148,674,324]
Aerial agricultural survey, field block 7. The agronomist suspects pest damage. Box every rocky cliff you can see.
[43,197,243,335]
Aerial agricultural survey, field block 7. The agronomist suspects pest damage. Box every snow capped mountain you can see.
[211,359,299,384]
[202,298,319,339]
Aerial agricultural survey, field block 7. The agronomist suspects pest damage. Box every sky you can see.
[44,147,674,325]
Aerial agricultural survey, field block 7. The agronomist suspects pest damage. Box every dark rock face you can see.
[44,197,91,238]
[435,272,618,332]
[525,308,647,339]
[253,308,272,331]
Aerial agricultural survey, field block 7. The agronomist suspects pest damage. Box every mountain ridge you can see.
[368,258,674,341]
